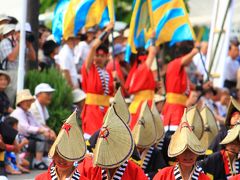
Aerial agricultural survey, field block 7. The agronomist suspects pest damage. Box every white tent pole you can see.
[17,0,27,92]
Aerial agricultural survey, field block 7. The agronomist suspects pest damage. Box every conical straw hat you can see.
[151,101,164,143]
[225,97,240,127]
[200,106,219,149]
[94,106,134,168]
[220,123,240,145]
[49,111,86,161]
[111,88,130,124]
[132,101,157,148]
[168,115,206,157]
[184,106,204,139]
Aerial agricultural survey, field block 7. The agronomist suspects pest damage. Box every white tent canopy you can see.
[189,0,240,26]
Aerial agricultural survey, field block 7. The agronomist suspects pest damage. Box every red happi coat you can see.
[162,57,190,128]
[87,160,148,180]
[125,62,155,129]
[153,165,210,180]
[35,165,89,180]
[230,174,240,180]
[81,63,114,135]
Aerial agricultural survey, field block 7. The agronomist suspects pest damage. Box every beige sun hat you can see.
[184,106,204,139]
[0,70,11,84]
[94,105,134,168]
[72,89,86,103]
[220,123,240,145]
[200,106,219,149]
[151,101,164,143]
[110,88,130,124]
[16,89,35,105]
[225,97,240,127]
[168,113,206,157]
[132,101,157,148]
[49,111,86,161]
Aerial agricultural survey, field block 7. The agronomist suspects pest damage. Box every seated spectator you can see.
[0,70,13,121]
[10,89,51,170]
[30,83,56,140]
[4,116,30,174]
[72,88,86,113]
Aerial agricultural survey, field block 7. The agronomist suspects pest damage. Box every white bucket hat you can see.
[34,83,55,95]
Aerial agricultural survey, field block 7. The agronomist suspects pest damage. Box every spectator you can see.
[193,41,208,79]
[74,27,96,71]
[0,22,36,106]
[72,88,86,113]
[224,43,240,90]
[58,36,79,89]
[39,40,59,71]
[106,43,128,95]
[30,83,56,140]
[10,89,50,170]
[4,116,30,174]
[38,26,50,64]
[0,70,12,120]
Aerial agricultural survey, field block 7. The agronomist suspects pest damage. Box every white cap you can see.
[123,28,129,38]
[2,24,15,35]
[15,22,32,32]
[0,14,10,22]
[108,31,121,42]
[72,89,86,103]
[34,83,55,95]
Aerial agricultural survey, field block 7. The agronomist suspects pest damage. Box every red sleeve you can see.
[35,172,50,180]
[127,63,155,94]
[127,160,148,180]
[77,156,93,177]
[153,167,173,180]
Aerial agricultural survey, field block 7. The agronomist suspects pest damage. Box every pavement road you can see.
[8,170,44,180]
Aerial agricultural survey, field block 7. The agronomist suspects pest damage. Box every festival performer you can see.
[87,105,148,180]
[209,97,240,152]
[153,113,209,180]
[132,101,166,179]
[125,32,158,129]
[81,22,114,136]
[36,111,88,180]
[199,123,240,179]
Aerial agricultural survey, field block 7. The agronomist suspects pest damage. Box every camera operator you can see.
[0,22,36,106]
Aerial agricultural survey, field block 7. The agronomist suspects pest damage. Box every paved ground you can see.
[8,170,44,180]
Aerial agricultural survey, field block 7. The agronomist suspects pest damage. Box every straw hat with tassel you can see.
[225,97,240,127]
[151,101,164,143]
[200,106,219,149]
[132,101,157,149]
[220,122,240,145]
[49,111,86,161]
[94,105,134,168]
[110,88,130,124]
[168,112,206,157]
[184,106,204,139]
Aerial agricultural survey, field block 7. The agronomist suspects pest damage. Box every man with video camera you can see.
[0,22,36,106]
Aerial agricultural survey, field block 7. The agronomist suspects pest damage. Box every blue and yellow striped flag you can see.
[125,0,153,62]
[125,0,195,61]
[74,0,115,35]
[63,0,81,40]
[52,0,70,44]
[152,0,195,46]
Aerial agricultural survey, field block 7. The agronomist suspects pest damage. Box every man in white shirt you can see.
[224,43,240,90]
[74,27,96,73]
[30,83,56,140]
[193,41,208,80]
[58,36,79,89]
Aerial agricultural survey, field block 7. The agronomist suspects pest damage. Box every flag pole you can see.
[17,0,27,92]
